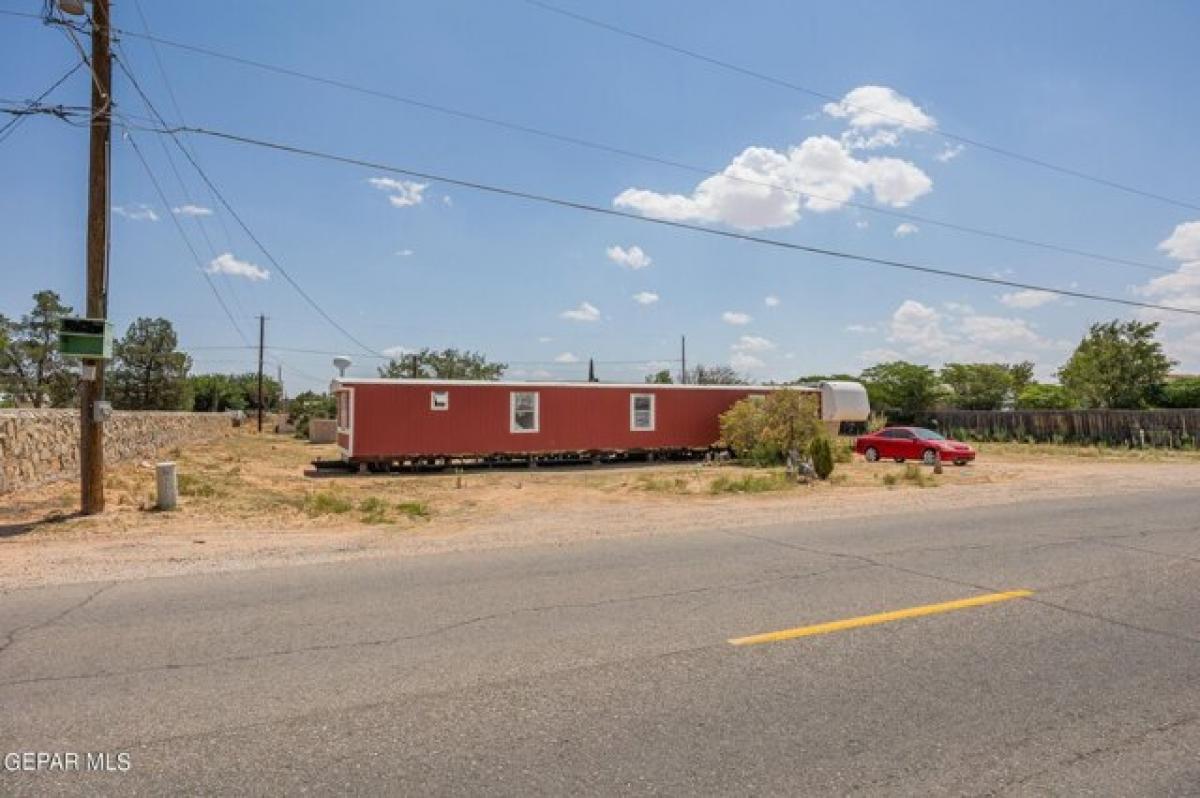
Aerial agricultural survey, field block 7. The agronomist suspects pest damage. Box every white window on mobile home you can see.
[431,390,449,411]
[510,391,539,433]
[630,393,655,431]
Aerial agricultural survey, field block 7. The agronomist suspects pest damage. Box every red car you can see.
[854,426,975,466]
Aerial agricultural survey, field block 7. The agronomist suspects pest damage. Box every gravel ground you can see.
[2,437,1198,590]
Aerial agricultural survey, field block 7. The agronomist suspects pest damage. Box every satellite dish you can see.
[333,356,352,377]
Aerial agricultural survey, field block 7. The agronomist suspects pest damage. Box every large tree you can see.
[378,348,506,380]
[1058,320,1175,408]
[859,360,944,417]
[109,317,193,410]
[940,362,1033,410]
[0,290,75,407]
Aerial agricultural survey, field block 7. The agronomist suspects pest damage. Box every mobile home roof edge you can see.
[331,378,820,391]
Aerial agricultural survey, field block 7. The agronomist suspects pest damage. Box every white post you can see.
[156,462,179,511]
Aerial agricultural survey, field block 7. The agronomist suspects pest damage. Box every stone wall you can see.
[0,409,234,494]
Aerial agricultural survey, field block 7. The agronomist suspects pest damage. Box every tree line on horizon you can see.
[3,290,1198,415]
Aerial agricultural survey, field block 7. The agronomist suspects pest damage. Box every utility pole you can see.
[256,314,265,433]
[80,0,112,515]
[680,335,687,384]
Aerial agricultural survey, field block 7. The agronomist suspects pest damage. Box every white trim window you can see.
[630,393,655,431]
[510,391,539,433]
[430,390,449,411]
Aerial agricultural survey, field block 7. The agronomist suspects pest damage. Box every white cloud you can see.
[764,295,780,308]
[823,86,937,148]
[731,335,775,352]
[382,345,412,357]
[943,301,976,314]
[1135,221,1200,368]
[206,252,268,281]
[442,195,453,207]
[606,244,652,270]
[730,351,764,370]
[554,352,579,363]
[722,311,752,325]
[113,203,158,222]
[396,249,414,257]
[368,177,427,208]
[1157,221,1200,262]
[845,324,877,333]
[172,204,212,217]
[999,289,1058,309]
[893,222,919,237]
[855,220,870,229]
[632,291,659,305]
[614,135,931,231]
[537,336,553,343]
[935,144,964,163]
[882,299,1060,363]
[560,301,600,322]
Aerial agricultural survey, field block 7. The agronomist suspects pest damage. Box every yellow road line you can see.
[728,589,1033,646]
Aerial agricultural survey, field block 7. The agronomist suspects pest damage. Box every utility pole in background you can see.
[256,314,265,432]
[680,335,687,384]
[80,0,112,514]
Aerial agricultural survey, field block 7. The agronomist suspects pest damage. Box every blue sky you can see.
[3,0,1199,392]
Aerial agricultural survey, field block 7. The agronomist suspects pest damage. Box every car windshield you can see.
[912,428,947,440]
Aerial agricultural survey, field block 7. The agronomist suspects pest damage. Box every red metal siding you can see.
[345,382,780,459]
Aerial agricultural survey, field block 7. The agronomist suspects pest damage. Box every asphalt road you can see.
[2,488,1198,796]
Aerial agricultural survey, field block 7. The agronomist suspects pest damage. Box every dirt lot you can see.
[2,430,1198,589]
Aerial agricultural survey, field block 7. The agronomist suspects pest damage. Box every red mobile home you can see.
[332,378,869,466]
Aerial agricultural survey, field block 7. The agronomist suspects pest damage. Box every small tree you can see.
[688,364,746,385]
[287,390,337,437]
[859,361,944,419]
[941,363,1016,410]
[644,369,674,384]
[109,317,193,410]
[379,348,506,380]
[0,290,75,407]
[1015,384,1077,410]
[809,436,834,480]
[1058,320,1174,408]
[719,389,822,464]
[1157,378,1200,409]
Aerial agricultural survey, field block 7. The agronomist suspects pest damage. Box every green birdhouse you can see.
[59,317,113,360]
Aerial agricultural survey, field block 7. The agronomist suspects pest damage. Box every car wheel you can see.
[954,460,967,466]
[864,447,879,462]
[893,458,906,463]
[922,449,938,466]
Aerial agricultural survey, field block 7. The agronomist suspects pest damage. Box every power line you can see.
[128,122,1200,319]
[104,25,1175,276]
[0,60,82,144]
[122,127,251,345]
[522,0,1200,214]
[113,40,252,323]
[113,59,383,359]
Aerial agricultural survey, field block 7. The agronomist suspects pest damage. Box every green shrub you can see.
[177,473,220,498]
[708,473,791,494]
[810,436,834,480]
[396,501,430,519]
[358,496,391,524]
[303,491,353,517]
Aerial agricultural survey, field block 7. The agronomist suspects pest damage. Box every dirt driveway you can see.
[2,432,1198,589]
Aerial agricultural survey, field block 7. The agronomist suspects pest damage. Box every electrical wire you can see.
[128,122,1200,319]
[113,59,384,359]
[105,25,1176,276]
[522,0,1200,213]
[121,127,251,345]
[0,60,83,143]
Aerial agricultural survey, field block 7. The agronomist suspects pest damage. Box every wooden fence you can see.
[921,409,1200,448]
